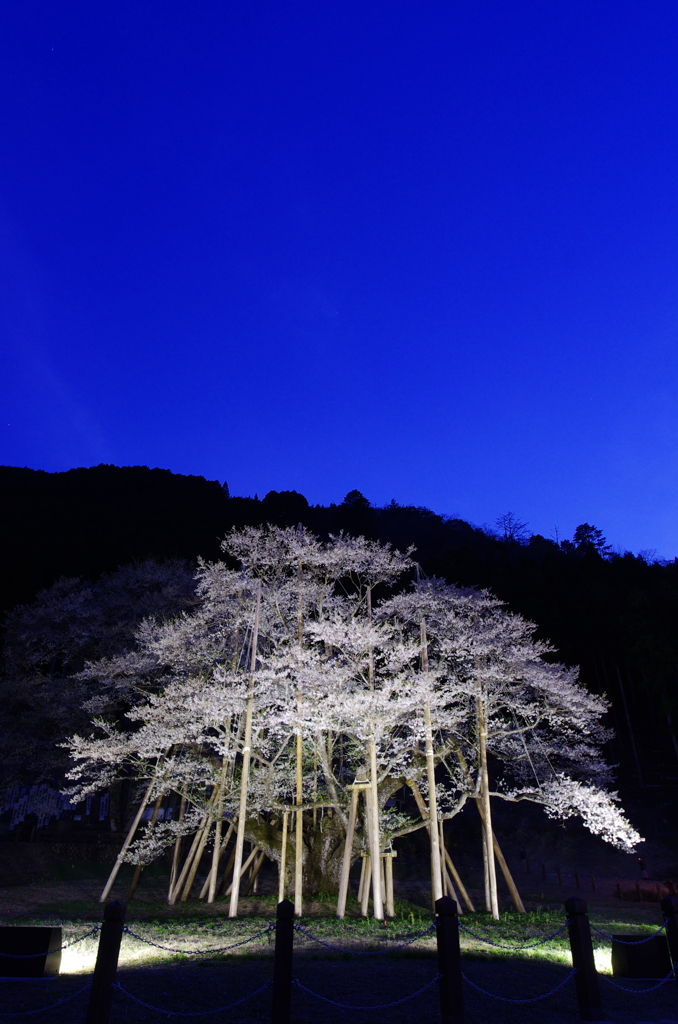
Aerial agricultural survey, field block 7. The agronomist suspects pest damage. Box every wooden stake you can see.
[278,811,288,904]
[229,583,261,919]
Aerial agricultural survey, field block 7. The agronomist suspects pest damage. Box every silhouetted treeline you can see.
[2,464,677,788]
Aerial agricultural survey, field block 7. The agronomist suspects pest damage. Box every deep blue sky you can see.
[2,2,677,557]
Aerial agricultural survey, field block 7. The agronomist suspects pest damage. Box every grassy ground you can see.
[2,861,678,1022]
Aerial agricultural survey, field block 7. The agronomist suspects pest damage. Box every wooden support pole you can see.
[169,794,186,898]
[367,738,384,920]
[384,850,396,918]
[181,819,213,901]
[218,844,238,897]
[168,821,205,904]
[360,853,371,917]
[229,583,261,919]
[476,686,499,920]
[442,844,474,914]
[473,797,525,914]
[357,851,367,903]
[199,822,235,900]
[436,896,464,1024]
[294,559,305,921]
[168,787,220,904]
[272,899,294,1024]
[409,778,473,914]
[100,777,157,903]
[439,818,463,915]
[336,785,366,918]
[244,849,266,896]
[293,796,303,918]
[208,772,227,903]
[278,811,289,904]
[565,896,603,1021]
[85,901,126,1024]
[224,845,260,897]
[421,619,443,915]
[126,792,164,902]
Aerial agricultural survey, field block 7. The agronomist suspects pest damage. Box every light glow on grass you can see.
[594,947,612,975]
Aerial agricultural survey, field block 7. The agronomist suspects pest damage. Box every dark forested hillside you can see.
[0,465,227,612]
[2,464,677,791]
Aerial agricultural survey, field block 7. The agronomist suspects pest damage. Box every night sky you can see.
[2,2,677,556]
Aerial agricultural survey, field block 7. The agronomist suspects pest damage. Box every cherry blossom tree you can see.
[64,527,641,918]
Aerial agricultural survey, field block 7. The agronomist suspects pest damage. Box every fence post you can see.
[436,895,464,1023]
[565,897,603,1022]
[272,898,294,1024]
[85,900,126,1024]
[660,895,678,990]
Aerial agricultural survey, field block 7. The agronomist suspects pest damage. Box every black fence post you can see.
[660,895,678,991]
[85,900,126,1024]
[565,897,603,1022]
[272,898,294,1024]
[436,895,464,1024]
